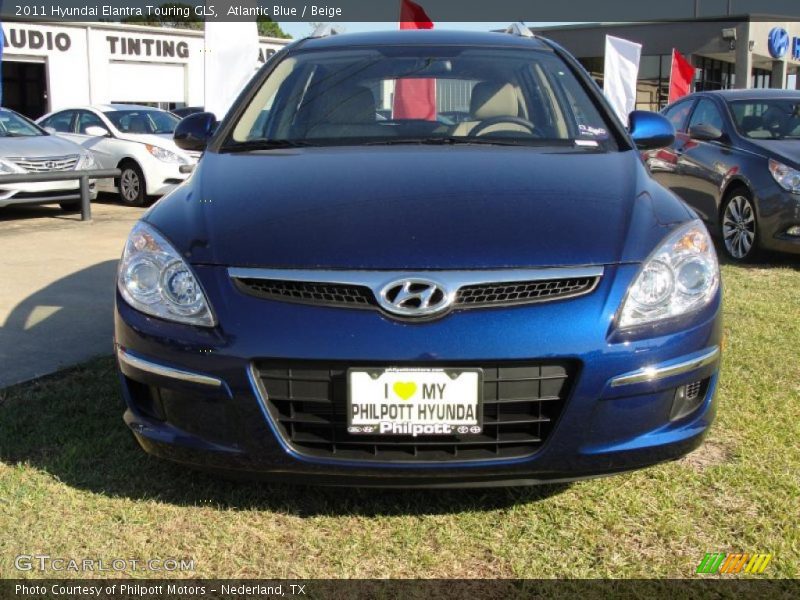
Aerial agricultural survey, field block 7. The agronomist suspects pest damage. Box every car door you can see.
[674,97,734,224]
[72,110,118,169]
[646,98,695,190]
[39,110,78,140]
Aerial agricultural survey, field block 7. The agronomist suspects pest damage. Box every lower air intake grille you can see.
[254,360,576,463]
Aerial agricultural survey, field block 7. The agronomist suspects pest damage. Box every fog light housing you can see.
[670,379,707,421]
[786,226,800,237]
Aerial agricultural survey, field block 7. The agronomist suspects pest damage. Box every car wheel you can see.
[59,201,81,212]
[720,191,759,262]
[118,162,146,206]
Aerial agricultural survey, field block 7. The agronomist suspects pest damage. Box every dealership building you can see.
[1,21,289,120]
[532,16,800,111]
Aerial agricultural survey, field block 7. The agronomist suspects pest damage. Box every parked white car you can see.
[0,107,98,211]
[37,104,199,205]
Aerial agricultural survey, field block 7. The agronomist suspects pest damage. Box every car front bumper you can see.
[114,263,722,487]
[755,186,800,254]
[144,159,196,196]
[0,179,97,208]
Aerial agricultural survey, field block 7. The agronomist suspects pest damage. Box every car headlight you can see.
[618,220,719,328]
[0,158,26,174]
[118,221,216,327]
[146,144,186,164]
[76,152,97,170]
[768,159,800,193]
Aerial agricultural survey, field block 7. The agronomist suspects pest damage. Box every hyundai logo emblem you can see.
[44,161,56,169]
[377,278,454,318]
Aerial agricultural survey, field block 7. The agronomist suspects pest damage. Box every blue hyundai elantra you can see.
[114,30,722,487]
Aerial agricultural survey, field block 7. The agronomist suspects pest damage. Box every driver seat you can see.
[451,81,531,137]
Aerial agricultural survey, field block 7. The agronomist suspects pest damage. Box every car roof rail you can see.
[504,22,534,38]
[309,24,345,38]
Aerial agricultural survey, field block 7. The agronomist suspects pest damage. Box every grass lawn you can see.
[0,259,798,580]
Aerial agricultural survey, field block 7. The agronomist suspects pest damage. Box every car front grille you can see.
[253,360,576,463]
[8,155,79,172]
[456,277,598,307]
[234,278,375,308]
[234,275,600,312]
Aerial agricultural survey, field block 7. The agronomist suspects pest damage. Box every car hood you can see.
[117,132,185,153]
[746,139,800,167]
[0,134,84,158]
[146,146,689,269]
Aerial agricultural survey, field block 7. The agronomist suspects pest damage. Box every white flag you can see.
[603,35,642,123]
[204,17,259,119]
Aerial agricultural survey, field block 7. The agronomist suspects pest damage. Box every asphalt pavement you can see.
[0,198,145,388]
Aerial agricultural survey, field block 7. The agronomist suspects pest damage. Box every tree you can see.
[257,17,291,39]
[121,4,291,39]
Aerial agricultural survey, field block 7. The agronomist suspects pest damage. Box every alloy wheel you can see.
[121,168,141,203]
[722,195,756,259]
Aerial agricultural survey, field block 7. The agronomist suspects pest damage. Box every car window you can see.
[0,110,45,137]
[104,110,179,134]
[77,111,106,135]
[662,100,693,132]
[229,46,617,150]
[688,98,724,132]
[41,110,75,133]
[728,99,800,140]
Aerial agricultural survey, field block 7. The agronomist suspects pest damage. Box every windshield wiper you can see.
[364,137,532,147]
[220,139,317,152]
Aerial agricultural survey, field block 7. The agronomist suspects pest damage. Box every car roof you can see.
[702,89,800,101]
[296,29,551,51]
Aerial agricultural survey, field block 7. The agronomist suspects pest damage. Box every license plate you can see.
[347,368,482,436]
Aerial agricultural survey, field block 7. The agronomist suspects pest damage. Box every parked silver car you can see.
[37,104,198,206]
[0,108,97,211]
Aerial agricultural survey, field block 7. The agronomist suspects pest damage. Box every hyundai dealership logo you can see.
[768,27,789,59]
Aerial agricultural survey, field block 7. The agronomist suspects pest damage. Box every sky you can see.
[278,22,538,39]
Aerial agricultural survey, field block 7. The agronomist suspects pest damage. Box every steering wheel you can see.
[468,116,538,137]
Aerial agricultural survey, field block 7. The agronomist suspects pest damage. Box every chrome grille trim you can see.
[230,267,603,315]
[8,155,80,172]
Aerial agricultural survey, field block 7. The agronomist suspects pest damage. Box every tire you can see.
[59,201,81,212]
[720,189,760,262]
[117,162,146,206]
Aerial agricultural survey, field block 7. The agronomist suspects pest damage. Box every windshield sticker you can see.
[578,124,609,138]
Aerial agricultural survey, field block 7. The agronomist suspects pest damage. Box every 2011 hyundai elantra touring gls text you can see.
[114,30,722,487]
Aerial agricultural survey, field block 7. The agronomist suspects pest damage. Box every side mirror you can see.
[174,112,217,152]
[43,126,57,134]
[688,123,723,142]
[84,125,110,137]
[628,110,675,150]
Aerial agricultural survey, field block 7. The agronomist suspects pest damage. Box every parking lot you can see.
[0,198,145,388]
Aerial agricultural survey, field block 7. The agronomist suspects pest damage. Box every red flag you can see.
[668,49,695,104]
[393,0,436,120]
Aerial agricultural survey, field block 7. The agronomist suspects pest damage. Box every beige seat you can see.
[304,85,381,139]
[451,81,531,137]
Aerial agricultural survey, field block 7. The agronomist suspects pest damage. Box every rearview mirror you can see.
[174,112,217,152]
[688,123,723,142]
[84,125,110,137]
[628,110,675,150]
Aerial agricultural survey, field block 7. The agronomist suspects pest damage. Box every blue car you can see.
[114,30,722,487]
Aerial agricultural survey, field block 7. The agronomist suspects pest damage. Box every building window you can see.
[693,56,736,91]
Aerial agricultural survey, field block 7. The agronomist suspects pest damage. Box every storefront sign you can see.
[768,27,789,59]
[2,26,71,52]
[105,36,190,60]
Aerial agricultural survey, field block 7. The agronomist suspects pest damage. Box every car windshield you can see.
[728,99,800,140]
[227,46,616,150]
[104,109,180,134]
[0,110,45,137]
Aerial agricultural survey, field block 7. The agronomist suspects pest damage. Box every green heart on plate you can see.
[393,381,417,401]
